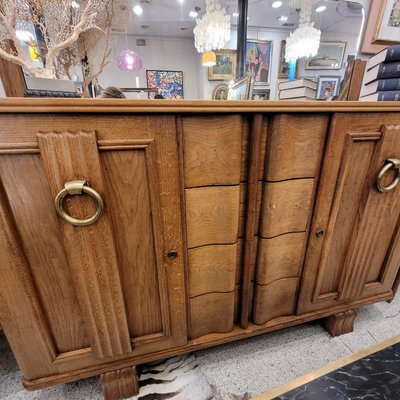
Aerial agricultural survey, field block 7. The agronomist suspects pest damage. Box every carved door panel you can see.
[298,114,400,314]
[0,114,187,383]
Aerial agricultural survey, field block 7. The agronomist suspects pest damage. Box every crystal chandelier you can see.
[193,0,231,53]
[285,0,321,61]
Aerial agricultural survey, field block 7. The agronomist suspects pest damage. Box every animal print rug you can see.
[131,354,251,400]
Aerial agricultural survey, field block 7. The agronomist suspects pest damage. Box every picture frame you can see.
[278,40,299,79]
[212,83,229,100]
[245,39,273,84]
[316,76,341,100]
[146,70,184,99]
[228,73,254,100]
[305,42,347,70]
[373,0,400,45]
[208,50,237,81]
[252,88,270,100]
[361,0,388,54]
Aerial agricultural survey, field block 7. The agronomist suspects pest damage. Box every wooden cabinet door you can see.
[298,114,400,314]
[0,114,187,382]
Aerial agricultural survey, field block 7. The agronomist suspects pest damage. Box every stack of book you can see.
[360,45,400,101]
[278,79,317,101]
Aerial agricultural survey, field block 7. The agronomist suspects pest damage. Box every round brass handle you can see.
[376,159,400,193]
[55,180,104,227]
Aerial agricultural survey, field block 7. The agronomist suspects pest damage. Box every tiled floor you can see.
[1,294,399,399]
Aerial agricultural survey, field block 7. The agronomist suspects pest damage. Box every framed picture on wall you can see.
[228,73,254,100]
[208,50,237,81]
[245,39,272,84]
[373,0,400,45]
[146,70,184,99]
[316,76,341,100]
[212,83,229,100]
[305,42,347,70]
[362,0,388,54]
[278,40,299,79]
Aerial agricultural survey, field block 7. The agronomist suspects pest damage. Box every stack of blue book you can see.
[360,45,400,101]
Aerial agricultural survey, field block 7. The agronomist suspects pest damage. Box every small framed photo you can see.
[305,42,347,70]
[212,83,229,100]
[228,73,254,100]
[208,50,237,81]
[252,88,270,100]
[316,76,341,100]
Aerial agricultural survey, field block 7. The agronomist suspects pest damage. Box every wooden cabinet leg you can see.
[324,309,357,337]
[100,366,139,400]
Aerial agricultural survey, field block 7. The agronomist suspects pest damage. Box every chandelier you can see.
[193,0,231,53]
[285,0,321,61]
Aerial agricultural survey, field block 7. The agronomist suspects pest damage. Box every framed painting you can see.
[305,42,347,70]
[278,40,299,79]
[362,0,388,54]
[316,76,341,100]
[245,40,272,84]
[228,73,254,100]
[212,83,229,100]
[208,50,237,81]
[373,0,400,45]
[146,70,184,99]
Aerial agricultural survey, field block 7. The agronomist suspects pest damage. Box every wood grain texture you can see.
[0,181,56,378]
[339,125,400,301]
[253,278,298,325]
[260,179,314,238]
[298,114,400,315]
[37,131,131,359]
[186,185,240,248]
[324,310,357,337]
[265,114,329,181]
[3,98,400,114]
[241,114,264,328]
[348,60,367,101]
[238,182,263,238]
[101,150,163,338]
[182,115,242,187]
[256,233,305,285]
[0,41,26,97]
[190,292,235,339]
[0,155,89,353]
[100,366,139,400]
[188,243,237,297]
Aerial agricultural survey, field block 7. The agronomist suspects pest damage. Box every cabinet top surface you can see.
[0,98,400,114]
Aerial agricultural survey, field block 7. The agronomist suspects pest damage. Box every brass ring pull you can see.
[55,180,104,226]
[376,159,400,193]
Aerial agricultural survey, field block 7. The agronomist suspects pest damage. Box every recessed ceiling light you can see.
[233,12,239,17]
[178,0,185,3]
[278,15,288,22]
[180,26,189,30]
[272,1,283,8]
[315,5,327,12]
[189,9,198,18]
[133,4,143,15]
[141,24,150,29]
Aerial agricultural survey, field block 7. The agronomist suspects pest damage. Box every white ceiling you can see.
[126,0,365,37]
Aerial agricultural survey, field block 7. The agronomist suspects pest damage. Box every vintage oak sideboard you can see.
[0,99,400,400]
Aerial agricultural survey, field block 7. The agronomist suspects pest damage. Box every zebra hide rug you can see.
[130,354,251,400]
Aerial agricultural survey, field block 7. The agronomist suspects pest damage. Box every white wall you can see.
[0,78,5,97]
[95,35,200,99]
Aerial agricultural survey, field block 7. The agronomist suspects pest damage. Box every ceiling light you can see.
[272,1,283,8]
[315,5,326,12]
[233,12,239,17]
[202,51,217,67]
[141,24,150,29]
[71,1,80,8]
[189,9,198,18]
[279,15,288,22]
[180,26,189,30]
[133,5,143,15]
[178,0,185,3]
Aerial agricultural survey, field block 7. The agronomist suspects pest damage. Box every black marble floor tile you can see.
[274,341,400,400]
